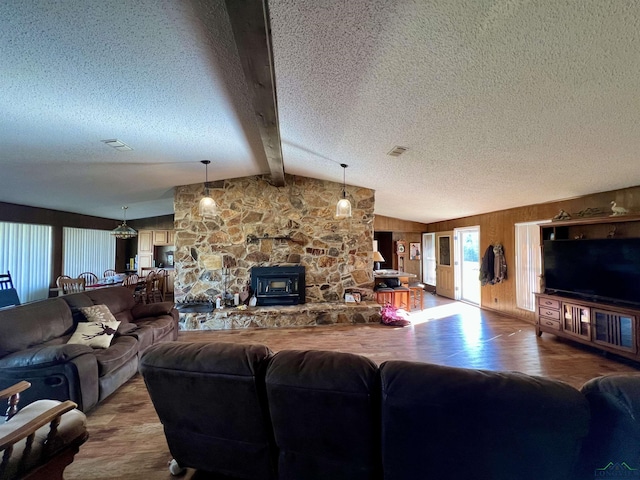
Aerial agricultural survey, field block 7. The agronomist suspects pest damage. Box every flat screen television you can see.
[543,238,640,306]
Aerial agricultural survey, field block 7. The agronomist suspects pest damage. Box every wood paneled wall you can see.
[374,214,428,233]
[374,215,429,280]
[425,185,640,323]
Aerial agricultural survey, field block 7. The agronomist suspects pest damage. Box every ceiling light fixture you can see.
[335,163,352,219]
[198,160,218,219]
[101,139,133,151]
[111,206,138,239]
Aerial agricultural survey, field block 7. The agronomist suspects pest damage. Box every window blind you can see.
[515,221,550,311]
[63,227,116,278]
[0,222,53,303]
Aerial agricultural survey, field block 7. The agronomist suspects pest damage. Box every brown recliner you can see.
[139,342,277,479]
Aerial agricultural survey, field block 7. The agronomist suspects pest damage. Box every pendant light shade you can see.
[111,206,138,239]
[335,163,352,219]
[199,160,218,218]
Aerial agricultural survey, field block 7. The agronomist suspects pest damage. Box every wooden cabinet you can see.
[137,231,153,271]
[536,293,640,361]
[562,302,590,339]
[137,229,175,273]
[152,230,174,246]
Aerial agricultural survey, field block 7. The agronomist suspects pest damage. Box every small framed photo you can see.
[410,242,421,260]
[345,293,356,303]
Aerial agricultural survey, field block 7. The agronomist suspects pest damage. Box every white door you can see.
[435,231,455,298]
[422,233,436,286]
[454,226,480,305]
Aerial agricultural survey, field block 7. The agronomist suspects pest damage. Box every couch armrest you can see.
[131,302,175,320]
[0,344,93,369]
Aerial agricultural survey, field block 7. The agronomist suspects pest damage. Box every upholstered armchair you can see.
[0,381,88,480]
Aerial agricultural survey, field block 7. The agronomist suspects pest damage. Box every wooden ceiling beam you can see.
[225,0,285,187]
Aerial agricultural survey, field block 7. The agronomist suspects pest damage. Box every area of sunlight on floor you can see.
[404,300,481,326]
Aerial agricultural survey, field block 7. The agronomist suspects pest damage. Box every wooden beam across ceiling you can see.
[225,0,285,187]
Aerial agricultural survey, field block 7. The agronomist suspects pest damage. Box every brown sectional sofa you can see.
[0,286,178,412]
[141,342,622,480]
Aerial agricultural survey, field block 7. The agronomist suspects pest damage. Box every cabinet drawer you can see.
[540,318,560,330]
[538,307,560,320]
[538,298,560,310]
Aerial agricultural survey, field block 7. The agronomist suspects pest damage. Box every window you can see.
[0,222,52,303]
[515,221,550,311]
[63,227,116,278]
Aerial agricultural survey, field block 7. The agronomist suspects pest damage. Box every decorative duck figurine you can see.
[611,201,629,216]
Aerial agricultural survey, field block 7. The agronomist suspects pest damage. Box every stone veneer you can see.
[180,302,382,330]
[173,174,377,329]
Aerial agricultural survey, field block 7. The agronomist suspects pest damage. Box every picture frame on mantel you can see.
[410,242,421,260]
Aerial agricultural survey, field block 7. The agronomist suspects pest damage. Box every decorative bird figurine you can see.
[611,201,629,216]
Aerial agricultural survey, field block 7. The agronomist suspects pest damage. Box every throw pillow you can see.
[67,321,121,348]
[78,304,118,323]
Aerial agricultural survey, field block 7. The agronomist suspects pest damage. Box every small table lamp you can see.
[373,251,385,271]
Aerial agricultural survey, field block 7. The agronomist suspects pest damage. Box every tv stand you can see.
[536,292,639,361]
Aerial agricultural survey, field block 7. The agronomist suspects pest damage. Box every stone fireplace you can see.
[173,174,379,329]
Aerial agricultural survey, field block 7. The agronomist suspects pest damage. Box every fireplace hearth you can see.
[251,266,305,306]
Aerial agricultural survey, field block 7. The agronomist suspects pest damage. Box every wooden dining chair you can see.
[143,272,163,304]
[0,271,14,290]
[58,277,86,295]
[77,272,99,286]
[123,274,144,303]
[154,269,167,302]
[103,269,117,278]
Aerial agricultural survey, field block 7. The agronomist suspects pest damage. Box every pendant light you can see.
[111,206,138,239]
[335,163,352,219]
[198,160,218,218]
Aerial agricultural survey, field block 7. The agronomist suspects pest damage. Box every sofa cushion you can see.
[0,298,74,357]
[266,350,380,480]
[578,373,640,477]
[67,321,120,349]
[379,361,590,480]
[62,287,135,324]
[0,344,93,368]
[78,304,118,323]
[83,286,136,315]
[92,335,138,376]
[134,315,176,342]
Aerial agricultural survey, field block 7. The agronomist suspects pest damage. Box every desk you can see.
[374,269,416,285]
[373,270,422,310]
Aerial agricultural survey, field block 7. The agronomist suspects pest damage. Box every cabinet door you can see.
[138,231,153,253]
[562,303,590,339]
[167,230,175,245]
[593,309,637,353]
[153,230,169,245]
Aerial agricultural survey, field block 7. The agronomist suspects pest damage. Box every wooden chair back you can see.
[59,277,86,294]
[103,269,117,278]
[0,271,14,290]
[78,272,99,286]
[56,275,71,288]
[123,274,139,290]
[144,272,163,303]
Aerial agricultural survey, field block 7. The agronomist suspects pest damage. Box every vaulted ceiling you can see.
[2,1,640,223]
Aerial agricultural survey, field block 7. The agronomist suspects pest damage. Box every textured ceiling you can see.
[2,1,640,222]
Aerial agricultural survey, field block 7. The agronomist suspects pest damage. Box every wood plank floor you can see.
[65,295,640,479]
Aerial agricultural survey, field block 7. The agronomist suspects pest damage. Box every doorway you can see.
[422,233,436,288]
[454,226,480,305]
[435,231,455,298]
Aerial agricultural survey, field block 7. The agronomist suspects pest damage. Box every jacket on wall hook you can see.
[480,243,507,286]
